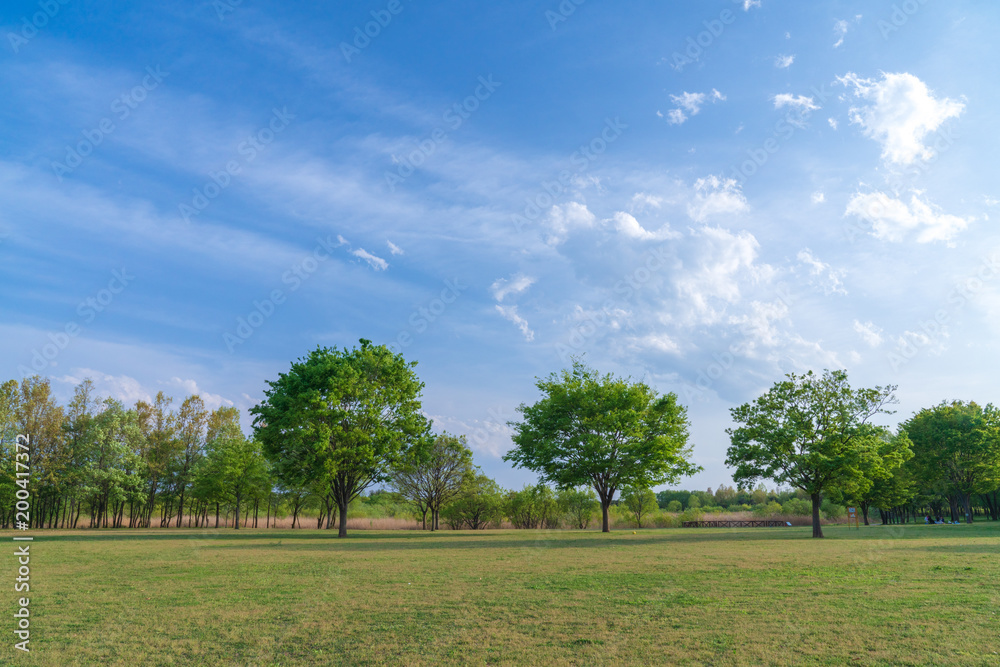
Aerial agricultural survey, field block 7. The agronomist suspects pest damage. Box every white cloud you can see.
[545,201,595,245]
[828,118,839,130]
[833,20,850,48]
[631,333,680,355]
[665,90,725,125]
[676,226,771,324]
[352,248,389,270]
[666,108,687,125]
[833,15,861,48]
[729,300,789,349]
[612,211,681,242]
[495,305,534,341]
[853,320,884,348]
[773,93,819,112]
[743,0,761,10]
[845,191,970,243]
[386,240,404,255]
[336,234,349,246]
[164,377,235,411]
[491,273,535,302]
[838,72,965,165]
[687,176,748,222]
[775,54,795,69]
[796,248,846,295]
[631,192,663,211]
[811,192,826,204]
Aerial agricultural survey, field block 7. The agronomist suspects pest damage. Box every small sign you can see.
[847,507,859,529]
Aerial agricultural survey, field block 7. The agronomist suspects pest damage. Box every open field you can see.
[2,524,998,666]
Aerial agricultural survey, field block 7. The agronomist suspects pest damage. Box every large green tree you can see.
[504,361,699,532]
[251,340,427,537]
[726,369,905,538]
[903,401,1000,523]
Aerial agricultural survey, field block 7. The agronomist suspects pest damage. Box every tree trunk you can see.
[601,500,610,533]
[811,493,824,538]
[962,493,973,523]
[860,501,870,526]
[421,508,427,530]
[338,501,348,538]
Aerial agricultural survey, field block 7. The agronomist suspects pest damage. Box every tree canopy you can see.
[726,369,906,537]
[504,361,699,532]
[251,340,427,537]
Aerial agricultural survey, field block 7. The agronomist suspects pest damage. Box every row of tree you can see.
[3,344,998,539]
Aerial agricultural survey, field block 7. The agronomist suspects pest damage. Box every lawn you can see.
[2,523,998,666]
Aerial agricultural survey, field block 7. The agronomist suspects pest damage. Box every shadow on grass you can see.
[4,523,995,551]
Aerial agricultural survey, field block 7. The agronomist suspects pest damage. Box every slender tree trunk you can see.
[811,493,824,538]
[601,500,611,533]
[421,508,427,530]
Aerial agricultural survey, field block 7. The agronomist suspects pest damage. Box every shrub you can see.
[666,500,683,513]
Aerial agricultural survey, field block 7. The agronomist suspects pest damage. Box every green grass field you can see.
[2,523,998,666]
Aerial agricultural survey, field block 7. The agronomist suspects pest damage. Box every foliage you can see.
[440,472,504,529]
[726,369,903,537]
[556,486,599,529]
[251,340,427,537]
[620,487,659,527]
[505,361,699,532]
[390,432,474,530]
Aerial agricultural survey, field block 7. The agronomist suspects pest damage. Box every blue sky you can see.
[2,0,999,490]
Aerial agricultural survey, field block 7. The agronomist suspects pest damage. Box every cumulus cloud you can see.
[386,240,404,255]
[811,192,826,204]
[612,211,681,242]
[545,201,595,245]
[495,305,534,341]
[676,226,771,324]
[687,176,748,222]
[743,0,761,10]
[845,191,970,243]
[838,72,965,165]
[775,54,795,69]
[796,248,846,295]
[828,118,839,130]
[352,248,389,270]
[491,273,535,302]
[853,320,884,348]
[729,300,789,350]
[665,89,725,125]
